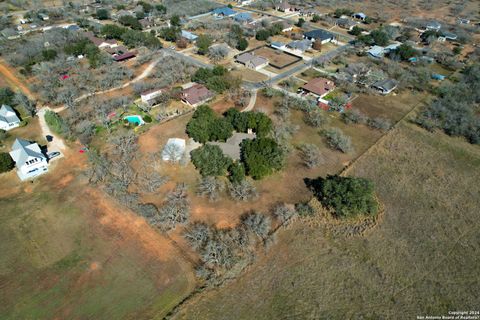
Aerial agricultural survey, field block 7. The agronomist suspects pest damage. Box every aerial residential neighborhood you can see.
[0,0,479,319]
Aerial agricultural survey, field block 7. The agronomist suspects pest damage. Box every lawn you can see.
[172,121,480,319]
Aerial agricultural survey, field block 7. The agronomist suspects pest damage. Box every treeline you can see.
[416,64,480,144]
[101,24,162,49]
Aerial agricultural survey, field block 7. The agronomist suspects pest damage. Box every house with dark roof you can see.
[113,51,136,62]
[336,18,357,31]
[352,12,367,21]
[212,7,237,17]
[181,83,214,107]
[300,77,336,98]
[141,88,164,103]
[303,29,335,44]
[236,52,269,70]
[0,105,21,131]
[425,21,441,31]
[9,138,48,180]
[234,13,253,24]
[372,79,397,95]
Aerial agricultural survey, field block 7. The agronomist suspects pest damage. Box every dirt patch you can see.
[0,59,34,99]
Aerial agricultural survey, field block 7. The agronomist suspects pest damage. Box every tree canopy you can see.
[241,138,284,180]
[191,144,233,176]
[0,152,14,173]
[305,175,378,218]
[224,108,273,137]
[186,105,233,143]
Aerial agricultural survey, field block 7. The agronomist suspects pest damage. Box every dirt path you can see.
[0,59,34,99]
[242,89,257,112]
[74,54,164,103]
[37,107,68,153]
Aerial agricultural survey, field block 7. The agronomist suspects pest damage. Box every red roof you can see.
[302,77,336,97]
[113,52,136,61]
[181,84,214,106]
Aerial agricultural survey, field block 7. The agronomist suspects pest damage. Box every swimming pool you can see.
[124,115,145,126]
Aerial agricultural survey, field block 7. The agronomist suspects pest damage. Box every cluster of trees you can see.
[357,29,390,46]
[184,211,272,283]
[186,105,234,143]
[342,109,391,131]
[305,175,378,218]
[118,15,143,30]
[101,24,161,49]
[192,66,241,93]
[255,22,287,41]
[187,105,283,181]
[0,88,36,117]
[44,110,70,137]
[417,64,480,144]
[228,25,248,51]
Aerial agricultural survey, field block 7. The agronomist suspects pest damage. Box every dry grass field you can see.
[0,150,196,320]
[253,46,301,69]
[172,121,480,319]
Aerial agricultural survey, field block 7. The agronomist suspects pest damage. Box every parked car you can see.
[47,151,61,159]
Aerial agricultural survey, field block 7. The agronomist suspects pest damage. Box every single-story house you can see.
[304,29,335,44]
[372,79,397,95]
[270,41,286,50]
[440,31,457,41]
[181,83,214,107]
[113,51,136,62]
[276,0,294,12]
[141,88,164,103]
[105,45,128,56]
[367,45,385,59]
[300,77,336,98]
[212,7,237,17]
[352,12,367,21]
[162,138,186,162]
[275,20,293,33]
[299,8,319,17]
[181,30,198,42]
[236,52,269,70]
[287,39,312,54]
[336,18,357,31]
[425,21,441,31]
[208,132,255,160]
[9,138,48,180]
[234,13,253,24]
[83,31,118,49]
[0,105,21,131]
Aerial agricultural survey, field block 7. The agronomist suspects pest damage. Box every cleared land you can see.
[253,46,301,69]
[0,152,196,320]
[172,122,480,319]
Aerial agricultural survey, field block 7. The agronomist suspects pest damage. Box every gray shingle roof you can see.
[10,138,46,167]
[0,105,20,125]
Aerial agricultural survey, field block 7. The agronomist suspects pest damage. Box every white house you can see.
[141,88,163,103]
[0,105,21,131]
[9,138,48,180]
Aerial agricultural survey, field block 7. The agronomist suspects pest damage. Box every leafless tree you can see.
[229,180,258,202]
[298,143,324,168]
[154,183,190,230]
[197,176,225,201]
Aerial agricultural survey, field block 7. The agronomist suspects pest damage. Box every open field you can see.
[0,151,196,320]
[253,46,301,69]
[172,121,480,319]
[231,68,268,83]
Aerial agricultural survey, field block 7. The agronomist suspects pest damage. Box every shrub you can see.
[229,179,258,201]
[256,29,270,41]
[298,143,324,168]
[96,8,110,20]
[197,176,225,201]
[236,37,248,51]
[0,87,15,105]
[295,202,315,217]
[241,212,271,239]
[241,138,284,180]
[342,109,367,124]
[305,175,378,218]
[191,145,232,177]
[44,110,69,136]
[304,108,328,127]
[272,203,296,224]
[0,152,15,173]
[119,15,142,30]
[367,117,391,131]
[143,115,152,123]
[196,35,213,55]
[228,162,246,184]
[323,128,353,153]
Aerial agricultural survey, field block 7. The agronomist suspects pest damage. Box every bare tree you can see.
[298,143,324,168]
[154,183,190,230]
[241,212,271,239]
[229,180,258,202]
[272,203,296,225]
[197,176,225,201]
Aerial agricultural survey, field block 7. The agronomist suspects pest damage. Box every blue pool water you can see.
[124,115,145,126]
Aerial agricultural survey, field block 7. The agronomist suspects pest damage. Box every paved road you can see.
[232,5,354,41]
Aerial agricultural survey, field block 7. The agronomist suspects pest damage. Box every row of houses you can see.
[212,7,254,24]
